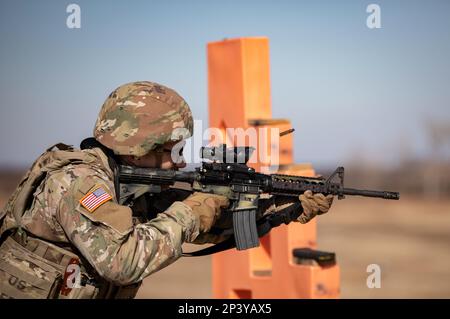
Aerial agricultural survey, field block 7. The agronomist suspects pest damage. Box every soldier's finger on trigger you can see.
[211,194,229,207]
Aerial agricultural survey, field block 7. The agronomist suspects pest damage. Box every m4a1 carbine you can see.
[119,144,399,252]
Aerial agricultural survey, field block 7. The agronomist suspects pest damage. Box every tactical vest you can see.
[0,143,140,299]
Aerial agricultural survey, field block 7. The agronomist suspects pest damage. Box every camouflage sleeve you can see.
[52,167,200,285]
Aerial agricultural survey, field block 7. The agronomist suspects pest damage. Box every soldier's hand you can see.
[183,192,229,233]
[297,190,334,224]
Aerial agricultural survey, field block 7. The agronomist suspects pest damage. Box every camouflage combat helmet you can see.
[94,81,194,156]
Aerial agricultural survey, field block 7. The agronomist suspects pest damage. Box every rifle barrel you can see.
[343,188,400,200]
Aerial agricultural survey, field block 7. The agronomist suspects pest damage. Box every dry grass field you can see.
[1,172,449,298]
[318,196,450,298]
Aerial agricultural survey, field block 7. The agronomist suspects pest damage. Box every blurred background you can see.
[1,0,449,298]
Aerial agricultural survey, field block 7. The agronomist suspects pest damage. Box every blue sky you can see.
[1,0,449,168]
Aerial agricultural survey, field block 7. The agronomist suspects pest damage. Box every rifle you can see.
[118,144,400,252]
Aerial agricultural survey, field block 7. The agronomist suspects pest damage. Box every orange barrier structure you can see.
[208,37,340,298]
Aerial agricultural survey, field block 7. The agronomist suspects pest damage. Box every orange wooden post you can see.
[208,37,339,298]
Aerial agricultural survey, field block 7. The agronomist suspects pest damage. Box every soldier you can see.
[0,81,333,299]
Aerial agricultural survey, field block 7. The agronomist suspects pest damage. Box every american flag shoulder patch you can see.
[79,185,113,213]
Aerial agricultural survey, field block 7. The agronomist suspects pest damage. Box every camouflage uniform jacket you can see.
[0,143,200,297]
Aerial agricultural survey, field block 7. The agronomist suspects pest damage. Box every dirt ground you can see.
[1,175,449,298]
[317,196,450,298]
